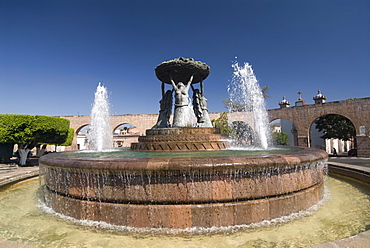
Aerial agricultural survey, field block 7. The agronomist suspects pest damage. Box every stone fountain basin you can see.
[39,147,327,229]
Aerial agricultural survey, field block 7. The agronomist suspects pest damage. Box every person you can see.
[333,147,338,156]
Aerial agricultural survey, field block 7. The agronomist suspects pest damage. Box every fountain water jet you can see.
[88,83,112,151]
[228,62,271,149]
[39,58,327,232]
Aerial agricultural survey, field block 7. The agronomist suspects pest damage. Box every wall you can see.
[62,98,370,157]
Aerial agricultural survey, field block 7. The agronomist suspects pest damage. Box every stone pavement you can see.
[0,157,369,248]
[0,160,39,248]
[328,155,370,169]
[0,162,39,189]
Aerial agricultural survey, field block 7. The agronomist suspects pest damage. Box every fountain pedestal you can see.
[131,127,230,151]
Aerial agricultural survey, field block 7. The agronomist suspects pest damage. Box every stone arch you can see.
[309,111,357,135]
[58,116,91,151]
[75,124,90,150]
[110,114,158,136]
[270,118,298,146]
[309,113,355,154]
[112,122,140,148]
[268,109,310,147]
[75,124,90,135]
[305,110,358,150]
[113,123,138,135]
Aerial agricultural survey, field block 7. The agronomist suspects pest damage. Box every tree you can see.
[272,132,289,145]
[211,112,231,135]
[0,115,70,165]
[35,127,74,156]
[314,114,355,141]
[61,128,74,146]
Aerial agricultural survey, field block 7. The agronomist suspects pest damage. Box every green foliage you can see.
[272,132,289,145]
[0,114,70,147]
[33,115,70,144]
[211,112,231,135]
[0,115,34,144]
[60,128,74,146]
[314,114,355,141]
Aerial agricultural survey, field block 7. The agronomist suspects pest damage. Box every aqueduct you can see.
[269,97,370,157]
[62,97,370,157]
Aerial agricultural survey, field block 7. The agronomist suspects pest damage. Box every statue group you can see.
[154,58,212,128]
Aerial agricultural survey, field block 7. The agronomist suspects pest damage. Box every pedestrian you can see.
[333,147,338,157]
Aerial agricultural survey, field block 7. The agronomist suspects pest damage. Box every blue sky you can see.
[1,0,369,116]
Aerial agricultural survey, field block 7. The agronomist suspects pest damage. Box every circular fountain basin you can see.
[39,147,327,230]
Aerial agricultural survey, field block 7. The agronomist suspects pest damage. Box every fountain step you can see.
[132,127,230,151]
[138,134,226,142]
[146,127,223,135]
[131,141,230,151]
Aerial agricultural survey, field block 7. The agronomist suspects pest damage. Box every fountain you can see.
[228,61,271,149]
[88,83,112,151]
[39,57,327,231]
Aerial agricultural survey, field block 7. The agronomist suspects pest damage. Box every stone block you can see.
[211,203,234,227]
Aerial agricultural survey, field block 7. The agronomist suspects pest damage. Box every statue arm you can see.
[170,76,178,90]
[186,75,194,90]
[200,81,204,96]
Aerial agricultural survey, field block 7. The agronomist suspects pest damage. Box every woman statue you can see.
[191,82,212,127]
[192,88,203,124]
[171,75,194,127]
[155,89,173,128]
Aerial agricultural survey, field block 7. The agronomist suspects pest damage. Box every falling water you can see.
[88,83,112,151]
[228,61,271,149]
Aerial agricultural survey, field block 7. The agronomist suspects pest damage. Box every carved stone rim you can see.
[155,57,210,84]
[39,147,328,171]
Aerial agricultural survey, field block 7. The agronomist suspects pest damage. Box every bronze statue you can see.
[154,57,212,128]
[171,75,193,127]
[155,90,173,128]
